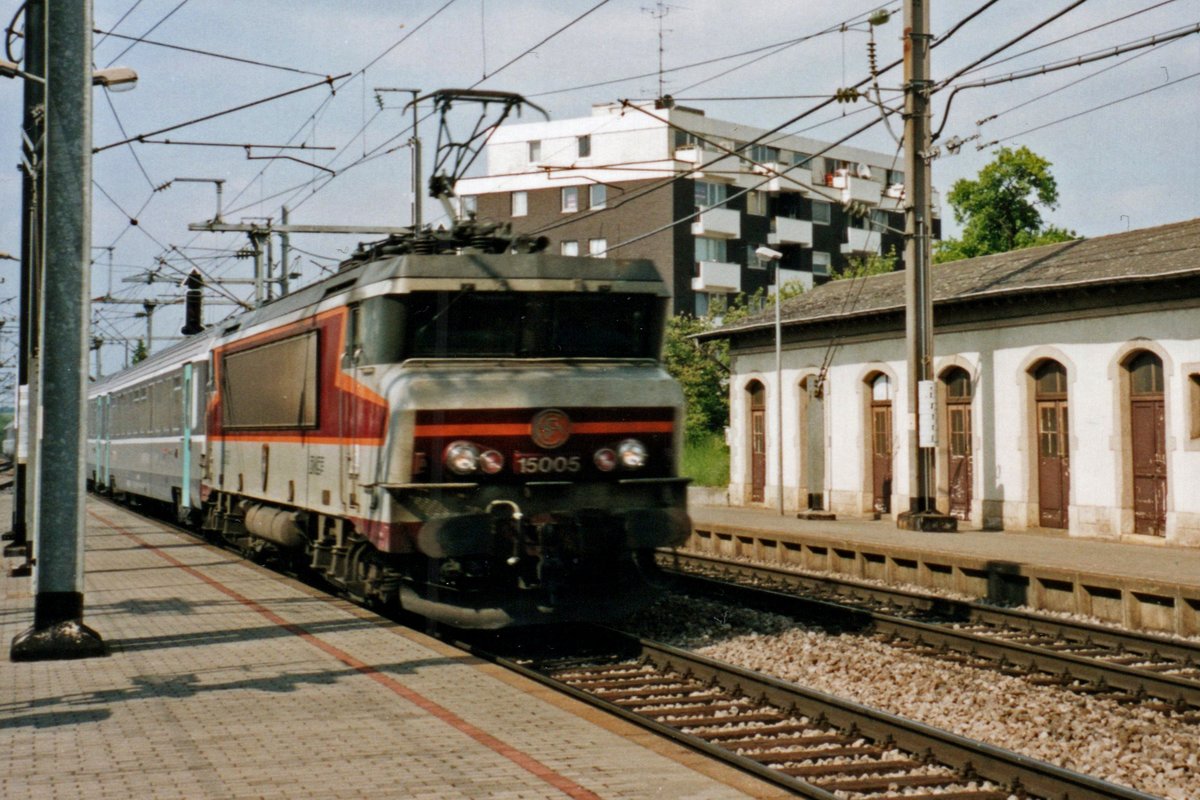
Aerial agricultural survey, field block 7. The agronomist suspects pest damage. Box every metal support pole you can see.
[411,91,422,230]
[775,264,784,516]
[12,0,107,659]
[250,231,265,307]
[142,301,156,352]
[898,0,955,532]
[279,206,291,297]
[4,0,43,574]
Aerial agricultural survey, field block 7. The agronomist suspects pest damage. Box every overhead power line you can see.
[92,27,330,77]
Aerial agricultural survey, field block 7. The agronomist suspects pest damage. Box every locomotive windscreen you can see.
[361,292,663,361]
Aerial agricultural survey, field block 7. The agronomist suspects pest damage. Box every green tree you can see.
[132,338,149,364]
[662,313,729,437]
[662,282,808,437]
[934,145,1078,263]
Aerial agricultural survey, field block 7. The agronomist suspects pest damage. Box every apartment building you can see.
[456,101,937,315]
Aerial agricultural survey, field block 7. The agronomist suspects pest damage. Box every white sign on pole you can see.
[918,379,937,448]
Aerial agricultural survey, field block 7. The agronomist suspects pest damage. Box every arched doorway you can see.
[942,367,973,521]
[1033,360,1069,528]
[799,375,825,510]
[748,381,766,503]
[1126,351,1166,535]
[868,374,892,515]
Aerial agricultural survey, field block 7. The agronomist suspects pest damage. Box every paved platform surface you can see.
[2,497,790,800]
[690,504,1200,588]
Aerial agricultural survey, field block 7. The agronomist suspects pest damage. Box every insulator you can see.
[410,233,436,254]
[868,39,878,78]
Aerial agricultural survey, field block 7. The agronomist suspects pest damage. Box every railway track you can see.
[658,550,1200,715]
[470,627,1158,800]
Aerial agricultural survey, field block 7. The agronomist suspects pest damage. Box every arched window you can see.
[1124,351,1166,535]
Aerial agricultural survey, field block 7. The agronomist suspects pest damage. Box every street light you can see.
[756,245,785,516]
[1,57,137,90]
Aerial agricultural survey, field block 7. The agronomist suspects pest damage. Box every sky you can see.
[1,0,1197,375]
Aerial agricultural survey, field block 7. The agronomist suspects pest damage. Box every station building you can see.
[701,218,1200,547]
[456,102,935,315]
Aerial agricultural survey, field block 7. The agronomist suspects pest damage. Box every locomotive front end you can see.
[356,251,690,627]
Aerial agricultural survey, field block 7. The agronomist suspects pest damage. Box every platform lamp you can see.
[756,245,785,516]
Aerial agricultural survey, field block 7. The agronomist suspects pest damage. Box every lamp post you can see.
[757,245,785,515]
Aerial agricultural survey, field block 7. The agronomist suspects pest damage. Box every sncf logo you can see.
[530,409,571,449]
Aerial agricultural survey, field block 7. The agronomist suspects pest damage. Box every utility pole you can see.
[4,0,44,577]
[12,0,107,660]
[897,0,955,533]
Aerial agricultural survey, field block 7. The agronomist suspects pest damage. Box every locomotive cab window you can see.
[360,291,663,361]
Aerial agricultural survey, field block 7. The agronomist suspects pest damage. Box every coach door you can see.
[869,374,893,515]
[748,381,766,503]
[943,368,973,520]
[1127,352,1166,535]
[1034,361,1070,528]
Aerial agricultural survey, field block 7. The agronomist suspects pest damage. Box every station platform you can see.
[1,496,789,800]
[686,503,1200,637]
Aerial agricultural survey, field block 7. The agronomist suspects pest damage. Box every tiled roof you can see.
[708,218,1200,338]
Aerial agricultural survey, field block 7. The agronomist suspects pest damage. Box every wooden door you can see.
[871,400,892,514]
[948,403,972,520]
[1131,400,1166,534]
[749,383,766,503]
[1128,352,1166,536]
[1036,400,1070,528]
[944,368,973,521]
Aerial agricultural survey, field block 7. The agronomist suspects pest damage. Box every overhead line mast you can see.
[898,0,956,532]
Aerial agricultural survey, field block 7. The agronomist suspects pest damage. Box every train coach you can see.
[87,222,691,627]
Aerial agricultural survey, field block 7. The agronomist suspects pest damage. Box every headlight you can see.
[594,448,617,472]
[617,439,648,469]
[478,449,504,475]
[444,441,479,475]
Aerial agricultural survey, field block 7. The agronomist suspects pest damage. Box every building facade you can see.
[705,220,1200,547]
[457,102,934,315]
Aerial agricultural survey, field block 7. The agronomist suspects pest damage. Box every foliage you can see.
[663,282,807,438]
[934,145,1078,263]
[680,430,730,486]
[132,338,149,364]
[834,246,898,280]
[663,313,729,437]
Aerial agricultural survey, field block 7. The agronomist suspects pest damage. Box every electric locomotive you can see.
[88,220,690,627]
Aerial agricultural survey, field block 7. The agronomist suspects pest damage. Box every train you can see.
[86,221,691,628]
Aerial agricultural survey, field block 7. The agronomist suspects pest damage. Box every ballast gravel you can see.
[624,595,1198,800]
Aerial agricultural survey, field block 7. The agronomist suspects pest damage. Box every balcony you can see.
[841,227,882,256]
[750,161,808,193]
[691,206,741,239]
[768,216,813,247]
[831,173,883,207]
[692,260,742,293]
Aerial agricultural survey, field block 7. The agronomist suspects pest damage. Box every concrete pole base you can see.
[10,592,107,661]
[896,509,959,532]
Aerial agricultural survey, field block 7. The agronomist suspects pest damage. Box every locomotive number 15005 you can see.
[514,453,583,475]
